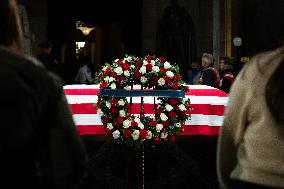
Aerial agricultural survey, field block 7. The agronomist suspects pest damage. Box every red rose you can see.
[110,107,118,114]
[185,86,190,93]
[160,68,167,73]
[139,129,148,140]
[115,117,124,125]
[172,82,179,90]
[134,71,142,78]
[98,73,103,79]
[164,77,171,84]
[147,55,155,62]
[117,76,125,84]
[162,120,169,127]
[131,121,138,127]
[134,59,142,67]
[117,59,124,66]
[153,137,161,144]
[104,67,111,75]
[169,98,178,106]
[124,129,132,139]
[169,135,176,144]
[110,71,117,78]
[173,74,181,81]
[111,98,118,106]
[151,77,159,85]
[149,120,157,127]
[122,63,130,71]
[100,82,108,89]
[146,63,153,72]
[155,108,162,115]
[169,111,177,118]
[159,57,166,63]
[101,115,109,123]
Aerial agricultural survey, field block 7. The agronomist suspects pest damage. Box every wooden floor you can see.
[80,137,219,189]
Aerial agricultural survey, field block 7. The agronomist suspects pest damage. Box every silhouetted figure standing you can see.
[37,41,59,74]
[156,0,197,81]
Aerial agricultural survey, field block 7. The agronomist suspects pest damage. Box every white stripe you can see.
[66,95,228,106]
[72,114,224,127]
[64,84,100,89]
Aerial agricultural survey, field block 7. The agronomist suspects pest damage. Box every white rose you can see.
[166,71,174,78]
[97,108,103,116]
[165,104,173,112]
[134,117,141,123]
[174,122,181,127]
[108,77,115,82]
[178,104,187,111]
[131,130,140,140]
[152,66,160,73]
[150,60,155,66]
[156,124,163,132]
[138,122,144,129]
[164,61,172,69]
[102,66,109,71]
[143,60,148,65]
[123,119,131,128]
[124,56,132,62]
[149,114,155,120]
[105,101,111,109]
[161,132,168,139]
[112,130,120,139]
[114,67,123,75]
[118,99,125,106]
[124,70,130,76]
[158,78,165,86]
[130,65,136,69]
[140,76,148,83]
[104,76,110,82]
[119,110,126,117]
[106,123,113,130]
[110,83,116,89]
[114,59,119,63]
[160,113,168,121]
[124,86,131,90]
[139,66,147,74]
[146,131,153,139]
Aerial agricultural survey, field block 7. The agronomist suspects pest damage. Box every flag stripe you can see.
[64,84,228,136]
[70,103,225,116]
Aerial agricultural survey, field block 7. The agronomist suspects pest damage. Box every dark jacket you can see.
[0,46,87,188]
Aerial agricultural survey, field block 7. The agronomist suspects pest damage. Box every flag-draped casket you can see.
[64,85,228,136]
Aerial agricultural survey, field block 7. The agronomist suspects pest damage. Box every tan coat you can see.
[217,47,284,189]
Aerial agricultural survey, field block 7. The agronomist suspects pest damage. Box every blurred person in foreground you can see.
[217,47,284,189]
[0,0,87,188]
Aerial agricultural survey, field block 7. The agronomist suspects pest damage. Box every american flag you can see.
[64,85,228,136]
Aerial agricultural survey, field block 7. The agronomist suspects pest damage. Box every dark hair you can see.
[265,57,284,124]
[0,0,23,51]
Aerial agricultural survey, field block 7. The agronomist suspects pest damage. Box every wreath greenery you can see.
[95,55,191,148]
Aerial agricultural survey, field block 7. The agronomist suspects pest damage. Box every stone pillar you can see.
[213,0,220,69]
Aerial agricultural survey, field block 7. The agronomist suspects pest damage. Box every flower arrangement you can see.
[95,55,191,148]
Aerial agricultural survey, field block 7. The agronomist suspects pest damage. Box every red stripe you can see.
[64,88,228,97]
[186,89,227,97]
[64,89,99,95]
[70,103,225,116]
[76,125,220,136]
[180,125,220,136]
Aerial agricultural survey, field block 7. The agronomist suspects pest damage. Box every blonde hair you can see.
[202,53,213,65]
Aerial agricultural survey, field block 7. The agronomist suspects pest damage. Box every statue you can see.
[156,0,197,81]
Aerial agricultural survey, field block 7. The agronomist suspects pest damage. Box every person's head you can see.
[201,53,213,68]
[191,59,201,70]
[0,0,23,51]
[39,41,53,54]
[219,56,230,71]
